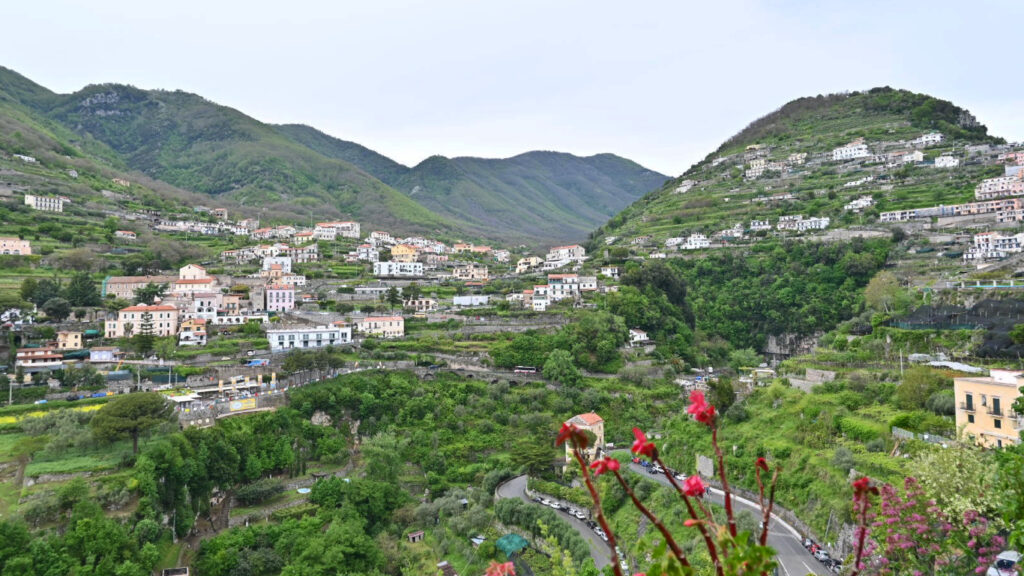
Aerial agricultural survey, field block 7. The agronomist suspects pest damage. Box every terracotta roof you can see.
[550,244,582,250]
[185,264,206,270]
[568,412,604,426]
[548,274,578,279]
[266,283,294,290]
[363,316,403,322]
[175,278,213,284]
[120,304,177,312]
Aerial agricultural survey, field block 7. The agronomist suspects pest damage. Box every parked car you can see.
[674,473,686,481]
[548,501,561,510]
[814,550,831,562]
[574,510,586,520]
[802,538,814,549]
[620,560,629,571]
[987,551,1021,576]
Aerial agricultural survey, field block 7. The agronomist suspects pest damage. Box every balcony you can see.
[987,407,1004,417]
[959,401,976,412]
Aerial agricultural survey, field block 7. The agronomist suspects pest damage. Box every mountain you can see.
[276,123,667,245]
[0,66,666,247]
[590,87,1004,248]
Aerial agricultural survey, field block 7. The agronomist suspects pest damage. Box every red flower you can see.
[556,423,588,449]
[683,519,702,527]
[756,457,769,471]
[683,475,706,497]
[852,476,877,495]
[485,562,516,576]
[631,427,657,457]
[686,390,716,426]
[589,456,621,476]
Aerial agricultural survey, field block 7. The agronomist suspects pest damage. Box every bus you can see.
[513,366,538,374]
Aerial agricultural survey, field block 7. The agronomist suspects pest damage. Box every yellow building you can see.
[564,412,605,463]
[390,244,419,263]
[954,370,1023,448]
[56,331,82,350]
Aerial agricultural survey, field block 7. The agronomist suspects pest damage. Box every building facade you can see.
[0,237,31,255]
[954,370,1023,448]
[267,325,353,352]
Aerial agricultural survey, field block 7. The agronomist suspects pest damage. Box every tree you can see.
[42,298,72,322]
[19,278,38,303]
[59,248,96,272]
[864,271,901,314]
[131,334,155,356]
[708,377,737,413]
[90,393,174,454]
[727,348,763,372]
[133,283,167,305]
[405,283,422,301]
[543,349,582,388]
[64,272,100,307]
[153,337,176,361]
[384,287,401,312]
[31,278,62,307]
[1010,324,1024,346]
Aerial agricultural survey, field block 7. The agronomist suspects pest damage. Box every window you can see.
[968,414,975,424]
[994,419,1002,429]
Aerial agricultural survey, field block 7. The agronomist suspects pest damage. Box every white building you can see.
[263,256,293,274]
[374,261,423,277]
[934,156,959,168]
[453,295,490,307]
[453,263,489,282]
[912,132,944,147]
[629,329,650,347]
[24,194,65,212]
[545,244,586,264]
[267,324,353,352]
[355,244,379,262]
[964,232,1024,261]
[681,234,710,250]
[844,196,875,212]
[404,298,438,313]
[976,174,1024,200]
[796,217,830,231]
[750,220,772,232]
[832,140,870,162]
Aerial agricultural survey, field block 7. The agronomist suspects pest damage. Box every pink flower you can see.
[485,561,516,576]
[631,427,656,457]
[683,475,706,497]
[686,390,716,426]
[589,456,621,476]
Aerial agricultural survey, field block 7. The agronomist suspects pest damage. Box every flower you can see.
[683,475,706,497]
[755,457,769,471]
[852,476,877,495]
[589,456,621,476]
[686,390,716,426]
[485,562,516,576]
[683,519,703,527]
[631,427,656,457]
[556,423,588,449]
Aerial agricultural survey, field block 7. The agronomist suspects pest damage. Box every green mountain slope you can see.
[273,124,410,187]
[276,122,667,245]
[591,87,1004,248]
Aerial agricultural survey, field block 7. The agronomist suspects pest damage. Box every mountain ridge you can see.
[0,66,666,247]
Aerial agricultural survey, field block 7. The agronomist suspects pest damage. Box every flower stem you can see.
[573,447,624,576]
[611,469,691,569]
[711,426,738,539]
[655,455,724,576]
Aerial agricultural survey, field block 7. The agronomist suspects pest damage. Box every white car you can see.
[988,551,1021,576]
[674,473,686,481]
[574,510,587,520]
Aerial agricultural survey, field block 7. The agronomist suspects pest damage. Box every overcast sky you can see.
[2,0,1021,176]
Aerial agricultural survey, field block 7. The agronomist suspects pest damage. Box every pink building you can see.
[264,283,295,312]
[0,237,31,255]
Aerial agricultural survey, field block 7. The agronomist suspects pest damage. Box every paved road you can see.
[625,462,829,576]
[495,475,612,570]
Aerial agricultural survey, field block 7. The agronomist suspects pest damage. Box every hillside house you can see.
[391,244,419,263]
[404,298,438,313]
[912,132,944,147]
[267,324,353,352]
[114,230,137,241]
[15,347,64,373]
[832,139,870,161]
[600,266,620,279]
[563,412,605,463]
[24,194,65,212]
[629,329,650,347]
[954,370,1023,448]
[453,263,489,282]
[356,316,405,339]
[178,318,208,347]
[374,261,423,277]
[935,155,959,168]
[56,331,82,350]
[0,237,31,255]
[515,257,543,274]
[264,284,295,312]
[105,304,179,338]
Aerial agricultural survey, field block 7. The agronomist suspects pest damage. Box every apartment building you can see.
[267,324,353,352]
[954,370,1023,448]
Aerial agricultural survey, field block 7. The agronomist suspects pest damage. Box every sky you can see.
[2,0,1022,176]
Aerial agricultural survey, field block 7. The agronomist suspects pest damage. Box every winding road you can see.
[496,470,829,576]
[496,475,612,570]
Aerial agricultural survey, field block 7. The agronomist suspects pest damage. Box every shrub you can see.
[235,478,284,506]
